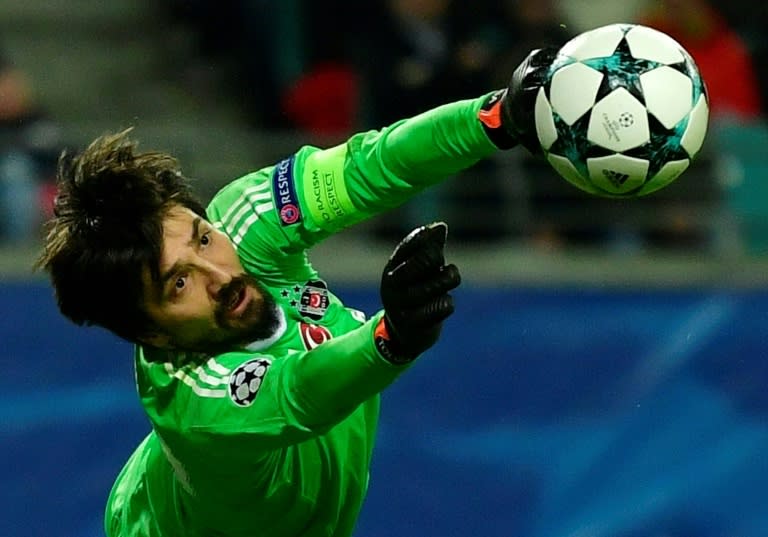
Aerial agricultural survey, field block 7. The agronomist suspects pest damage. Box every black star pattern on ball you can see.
[281,289,289,298]
[546,112,612,178]
[624,114,690,177]
[582,37,663,105]
[670,49,708,104]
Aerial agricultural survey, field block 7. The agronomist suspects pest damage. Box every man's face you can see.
[142,206,279,353]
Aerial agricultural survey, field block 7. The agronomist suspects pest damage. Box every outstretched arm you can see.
[206,49,551,273]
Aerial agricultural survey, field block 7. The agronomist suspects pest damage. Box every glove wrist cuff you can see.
[478,90,519,150]
[374,316,416,365]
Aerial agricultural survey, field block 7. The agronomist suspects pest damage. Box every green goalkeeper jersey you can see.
[105,96,498,537]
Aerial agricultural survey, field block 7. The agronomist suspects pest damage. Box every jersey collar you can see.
[244,304,287,352]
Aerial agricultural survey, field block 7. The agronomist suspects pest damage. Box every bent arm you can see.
[148,314,406,451]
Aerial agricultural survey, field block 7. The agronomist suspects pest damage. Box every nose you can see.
[201,259,232,296]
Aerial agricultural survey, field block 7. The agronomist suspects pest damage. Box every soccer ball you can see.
[534,23,709,197]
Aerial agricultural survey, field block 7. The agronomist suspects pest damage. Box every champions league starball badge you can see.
[281,280,330,320]
[228,358,271,407]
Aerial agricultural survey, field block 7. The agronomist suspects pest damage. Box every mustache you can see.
[216,273,258,310]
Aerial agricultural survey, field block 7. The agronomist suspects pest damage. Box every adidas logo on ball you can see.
[603,169,630,187]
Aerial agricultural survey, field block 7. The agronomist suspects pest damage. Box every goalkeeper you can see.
[37,49,551,537]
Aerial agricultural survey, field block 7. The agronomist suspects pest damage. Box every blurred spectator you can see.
[0,49,61,244]
[640,0,763,121]
[165,0,340,132]
[356,0,497,126]
[281,62,360,142]
[161,0,292,129]
[350,0,506,241]
[280,1,366,142]
[487,0,573,89]
[638,0,764,255]
[485,0,594,250]
[707,0,768,109]
[162,0,363,141]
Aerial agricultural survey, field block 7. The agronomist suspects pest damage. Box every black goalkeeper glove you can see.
[478,47,560,155]
[375,222,461,364]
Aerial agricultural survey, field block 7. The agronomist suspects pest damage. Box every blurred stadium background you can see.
[2,1,768,536]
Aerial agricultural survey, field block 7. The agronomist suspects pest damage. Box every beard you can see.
[172,273,282,355]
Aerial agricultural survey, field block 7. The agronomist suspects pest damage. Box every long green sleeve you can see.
[206,94,499,276]
[296,94,500,233]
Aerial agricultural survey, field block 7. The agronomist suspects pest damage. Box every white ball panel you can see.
[549,63,604,125]
[535,87,558,150]
[587,89,650,151]
[587,154,649,195]
[681,95,710,157]
[547,153,592,193]
[637,159,690,196]
[559,24,626,61]
[625,25,685,64]
[641,67,693,128]
[236,383,250,400]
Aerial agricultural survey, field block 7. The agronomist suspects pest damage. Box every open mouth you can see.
[226,287,248,314]
[232,288,246,311]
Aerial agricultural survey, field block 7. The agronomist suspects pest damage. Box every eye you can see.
[200,231,211,247]
[174,276,186,291]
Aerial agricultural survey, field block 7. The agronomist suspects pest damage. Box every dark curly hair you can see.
[36,129,207,342]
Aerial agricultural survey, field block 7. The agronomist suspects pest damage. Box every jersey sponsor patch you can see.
[228,358,271,407]
[299,322,333,350]
[271,156,302,226]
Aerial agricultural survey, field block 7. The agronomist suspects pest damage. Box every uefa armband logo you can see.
[228,358,271,407]
[279,204,300,225]
[272,156,302,226]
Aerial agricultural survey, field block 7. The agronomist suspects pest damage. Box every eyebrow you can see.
[158,216,203,289]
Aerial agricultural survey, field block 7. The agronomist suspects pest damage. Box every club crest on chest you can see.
[280,279,330,320]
